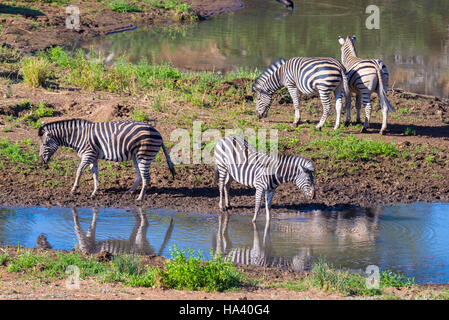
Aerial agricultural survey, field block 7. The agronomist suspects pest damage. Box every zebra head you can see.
[295,158,315,200]
[338,35,357,64]
[38,125,59,164]
[253,58,286,119]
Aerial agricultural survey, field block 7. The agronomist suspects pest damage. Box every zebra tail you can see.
[340,67,351,110]
[375,63,395,112]
[161,142,176,178]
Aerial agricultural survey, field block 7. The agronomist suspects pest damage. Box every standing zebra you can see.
[338,35,394,134]
[38,119,175,201]
[214,136,315,222]
[253,57,350,130]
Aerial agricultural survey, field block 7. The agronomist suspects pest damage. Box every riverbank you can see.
[1,245,448,300]
[0,0,243,55]
[0,46,448,211]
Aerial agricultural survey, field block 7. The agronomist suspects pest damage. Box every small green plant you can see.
[20,56,50,88]
[107,0,142,13]
[380,270,415,288]
[405,127,416,136]
[132,109,149,122]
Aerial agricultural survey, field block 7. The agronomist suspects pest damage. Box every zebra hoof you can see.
[360,127,368,133]
[344,121,350,127]
[380,130,386,135]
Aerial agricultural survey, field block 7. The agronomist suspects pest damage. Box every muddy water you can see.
[76,0,449,98]
[0,203,448,284]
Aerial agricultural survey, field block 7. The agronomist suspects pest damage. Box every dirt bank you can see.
[1,245,447,300]
[0,79,448,212]
[0,0,243,55]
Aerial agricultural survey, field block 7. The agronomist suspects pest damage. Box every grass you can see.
[310,133,399,160]
[107,0,142,13]
[0,139,39,165]
[270,258,415,297]
[20,56,51,88]
[3,246,244,292]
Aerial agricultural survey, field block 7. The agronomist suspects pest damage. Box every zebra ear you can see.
[338,36,345,45]
[301,159,315,172]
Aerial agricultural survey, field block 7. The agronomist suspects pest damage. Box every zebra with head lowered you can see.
[253,57,350,130]
[38,119,175,201]
[214,136,315,222]
[338,35,394,134]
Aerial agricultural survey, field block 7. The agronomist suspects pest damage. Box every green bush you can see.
[21,57,50,88]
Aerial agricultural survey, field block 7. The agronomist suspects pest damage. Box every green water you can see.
[76,0,449,97]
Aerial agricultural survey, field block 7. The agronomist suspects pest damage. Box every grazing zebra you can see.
[338,35,394,134]
[214,136,315,222]
[38,119,175,201]
[252,57,350,130]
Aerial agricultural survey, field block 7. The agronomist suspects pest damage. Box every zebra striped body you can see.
[72,208,174,255]
[338,35,394,134]
[214,136,315,222]
[38,119,175,200]
[252,57,350,130]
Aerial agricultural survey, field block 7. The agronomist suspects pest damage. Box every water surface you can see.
[1,203,449,284]
[76,0,449,97]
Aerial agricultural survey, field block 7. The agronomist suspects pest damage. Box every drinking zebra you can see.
[338,35,394,134]
[38,119,175,201]
[252,57,350,130]
[214,136,315,222]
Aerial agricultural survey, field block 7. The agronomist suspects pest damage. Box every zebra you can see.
[252,57,350,131]
[214,136,315,222]
[38,119,175,201]
[213,213,312,272]
[338,35,394,134]
[72,207,174,255]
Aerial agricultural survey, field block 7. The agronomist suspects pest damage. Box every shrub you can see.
[21,57,50,88]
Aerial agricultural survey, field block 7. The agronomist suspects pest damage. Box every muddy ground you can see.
[0,81,448,212]
[0,0,243,55]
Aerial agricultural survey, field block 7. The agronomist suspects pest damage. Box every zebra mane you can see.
[252,58,287,93]
[38,118,92,136]
[342,36,357,56]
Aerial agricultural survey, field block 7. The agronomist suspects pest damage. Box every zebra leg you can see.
[264,190,275,222]
[355,94,362,123]
[380,107,388,135]
[136,159,151,201]
[125,159,142,195]
[316,90,332,130]
[361,96,372,133]
[224,175,233,209]
[287,86,301,126]
[333,88,343,130]
[90,160,99,198]
[71,157,92,195]
[217,168,228,211]
[252,188,265,223]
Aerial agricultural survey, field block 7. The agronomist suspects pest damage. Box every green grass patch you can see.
[0,139,39,165]
[310,134,398,160]
[107,0,142,12]
[20,56,51,88]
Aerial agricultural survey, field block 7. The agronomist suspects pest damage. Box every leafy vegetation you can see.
[20,56,51,88]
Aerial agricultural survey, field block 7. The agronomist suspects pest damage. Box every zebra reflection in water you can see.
[212,213,312,272]
[72,207,174,255]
